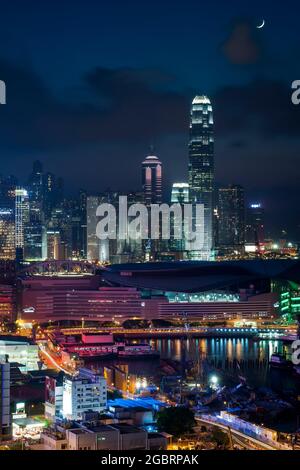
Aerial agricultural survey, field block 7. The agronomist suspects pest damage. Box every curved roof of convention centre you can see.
[101,259,300,293]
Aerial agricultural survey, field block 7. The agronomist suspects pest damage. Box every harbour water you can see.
[87,337,300,432]
[91,337,300,393]
[153,337,300,392]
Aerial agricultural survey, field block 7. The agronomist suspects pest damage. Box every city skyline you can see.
[1,1,300,457]
[0,1,299,238]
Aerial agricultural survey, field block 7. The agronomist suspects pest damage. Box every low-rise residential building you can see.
[62,368,107,421]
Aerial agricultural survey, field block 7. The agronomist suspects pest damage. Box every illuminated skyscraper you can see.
[216,185,245,253]
[26,161,45,260]
[188,96,214,260]
[171,183,189,205]
[0,209,15,260]
[28,160,43,201]
[15,188,29,251]
[141,153,162,206]
[170,183,189,255]
[0,359,11,438]
[141,152,163,260]
[245,203,265,249]
[0,175,17,211]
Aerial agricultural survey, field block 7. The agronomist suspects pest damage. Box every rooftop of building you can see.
[148,432,167,439]
[0,334,34,344]
[13,417,46,428]
[103,260,300,293]
[110,423,145,434]
[41,428,66,440]
[192,95,211,105]
[67,428,89,435]
[172,182,189,188]
[107,397,166,410]
[142,155,162,164]
[28,369,62,380]
[85,424,117,433]
[109,405,149,413]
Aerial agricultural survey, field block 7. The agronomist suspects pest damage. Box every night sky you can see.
[0,0,299,239]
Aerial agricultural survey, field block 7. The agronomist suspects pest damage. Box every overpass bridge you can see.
[44,325,296,339]
[195,415,291,450]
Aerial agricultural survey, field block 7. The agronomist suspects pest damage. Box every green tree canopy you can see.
[157,407,195,437]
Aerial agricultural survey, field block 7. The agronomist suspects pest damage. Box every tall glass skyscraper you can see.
[245,203,265,249]
[188,95,214,260]
[217,185,245,253]
[170,183,189,255]
[15,188,29,251]
[171,183,189,205]
[26,161,45,260]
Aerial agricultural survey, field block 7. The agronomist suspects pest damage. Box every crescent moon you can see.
[257,19,265,29]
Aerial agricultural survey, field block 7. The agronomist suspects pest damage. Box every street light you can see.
[210,375,219,390]
[210,375,218,386]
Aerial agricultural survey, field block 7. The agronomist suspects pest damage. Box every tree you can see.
[211,428,229,448]
[151,319,174,328]
[122,319,150,329]
[157,407,195,437]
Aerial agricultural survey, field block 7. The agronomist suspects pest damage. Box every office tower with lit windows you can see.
[43,172,56,220]
[141,153,162,206]
[28,160,44,202]
[0,359,11,438]
[141,152,162,259]
[79,190,87,259]
[0,209,15,260]
[119,190,144,263]
[170,183,189,255]
[171,183,189,205]
[43,172,65,222]
[87,192,120,263]
[15,187,29,255]
[188,95,214,260]
[217,185,245,253]
[0,175,17,211]
[26,161,45,260]
[46,230,62,259]
[245,203,265,249]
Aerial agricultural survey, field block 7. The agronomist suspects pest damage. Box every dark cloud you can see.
[1,58,298,154]
[214,79,300,137]
[229,140,247,149]
[0,58,300,237]
[222,20,263,65]
[0,59,188,151]
[84,67,188,141]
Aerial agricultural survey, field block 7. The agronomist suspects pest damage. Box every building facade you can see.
[245,203,265,251]
[0,336,40,372]
[0,210,15,260]
[15,187,29,254]
[216,185,245,253]
[169,183,189,255]
[62,369,107,421]
[188,96,214,260]
[141,154,162,207]
[0,360,11,438]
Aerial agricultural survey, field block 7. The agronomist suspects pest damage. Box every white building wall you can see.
[63,374,107,421]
